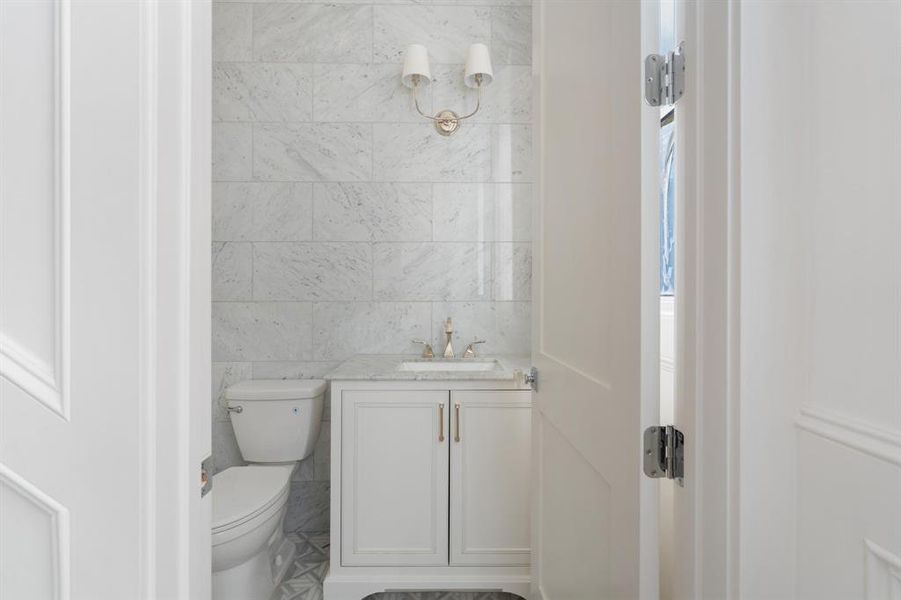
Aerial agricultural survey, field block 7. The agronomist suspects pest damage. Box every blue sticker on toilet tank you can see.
[292,407,300,415]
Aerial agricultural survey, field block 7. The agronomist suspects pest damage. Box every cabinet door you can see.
[450,390,532,566]
[341,390,449,566]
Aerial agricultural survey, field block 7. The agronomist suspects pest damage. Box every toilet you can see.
[211,379,326,600]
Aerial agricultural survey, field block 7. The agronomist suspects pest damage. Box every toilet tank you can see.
[225,379,326,463]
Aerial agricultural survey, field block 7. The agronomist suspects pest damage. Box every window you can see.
[659,0,676,297]
[659,113,675,296]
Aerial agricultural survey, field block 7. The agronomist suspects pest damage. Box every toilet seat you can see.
[212,466,291,542]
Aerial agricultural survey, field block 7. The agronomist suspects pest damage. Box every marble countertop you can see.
[325,354,532,382]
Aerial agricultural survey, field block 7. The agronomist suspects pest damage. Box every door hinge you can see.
[644,43,685,108]
[201,456,214,498]
[643,425,684,485]
[524,367,538,391]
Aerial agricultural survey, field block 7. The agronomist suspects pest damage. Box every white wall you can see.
[793,3,901,598]
[739,1,901,598]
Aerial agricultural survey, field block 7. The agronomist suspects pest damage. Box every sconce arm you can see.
[409,72,485,136]
[456,83,482,121]
[412,83,441,122]
[412,79,483,124]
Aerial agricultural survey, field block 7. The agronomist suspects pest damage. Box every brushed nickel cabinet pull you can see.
[439,403,445,442]
[454,403,461,442]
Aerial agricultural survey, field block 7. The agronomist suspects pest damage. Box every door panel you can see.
[531,0,660,598]
[0,0,63,417]
[0,1,141,597]
[450,390,531,566]
[538,420,611,598]
[0,2,211,598]
[341,390,449,566]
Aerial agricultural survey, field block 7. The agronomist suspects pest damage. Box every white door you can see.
[450,390,531,567]
[340,390,449,566]
[531,1,662,598]
[0,1,211,599]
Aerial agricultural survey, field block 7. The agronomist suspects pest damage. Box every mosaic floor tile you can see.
[272,529,523,600]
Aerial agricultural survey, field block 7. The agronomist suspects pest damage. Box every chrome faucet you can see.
[462,339,486,358]
[412,339,434,359]
[442,317,455,358]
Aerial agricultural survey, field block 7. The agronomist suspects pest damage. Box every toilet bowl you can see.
[211,379,326,600]
[212,465,292,600]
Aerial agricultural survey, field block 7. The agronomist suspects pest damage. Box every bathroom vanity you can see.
[323,355,533,600]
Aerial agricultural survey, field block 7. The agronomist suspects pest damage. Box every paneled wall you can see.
[210,0,533,533]
[740,1,901,598]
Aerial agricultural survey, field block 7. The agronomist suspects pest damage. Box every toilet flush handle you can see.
[227,405,243,414]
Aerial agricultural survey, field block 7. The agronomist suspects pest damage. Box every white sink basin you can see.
[398,359,500,372]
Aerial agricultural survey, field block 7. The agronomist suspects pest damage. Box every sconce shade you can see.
[464,43,493,88]
[402,44,432,88]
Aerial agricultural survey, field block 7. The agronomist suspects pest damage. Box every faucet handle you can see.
[462,339,486,359]
[412,339,434,359]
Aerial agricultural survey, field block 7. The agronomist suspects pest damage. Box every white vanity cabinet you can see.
[327,375,532,599]
[340,390,449,566]
[450,390,531,566]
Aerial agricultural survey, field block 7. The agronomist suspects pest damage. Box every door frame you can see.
[152,0,745,598]
[139,0,211,598]
[670,0,741,598]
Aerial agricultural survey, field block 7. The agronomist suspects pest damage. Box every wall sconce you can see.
[402,43,493,136]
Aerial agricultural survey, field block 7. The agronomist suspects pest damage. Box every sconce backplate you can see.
[434,110,460,136]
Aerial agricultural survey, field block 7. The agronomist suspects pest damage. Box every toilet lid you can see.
[226,379,326,401]
[212,466,290,532]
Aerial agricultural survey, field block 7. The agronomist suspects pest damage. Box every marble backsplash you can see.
[211,0,533,534]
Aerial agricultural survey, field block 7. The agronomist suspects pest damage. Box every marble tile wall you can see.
[211,0,533,534]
